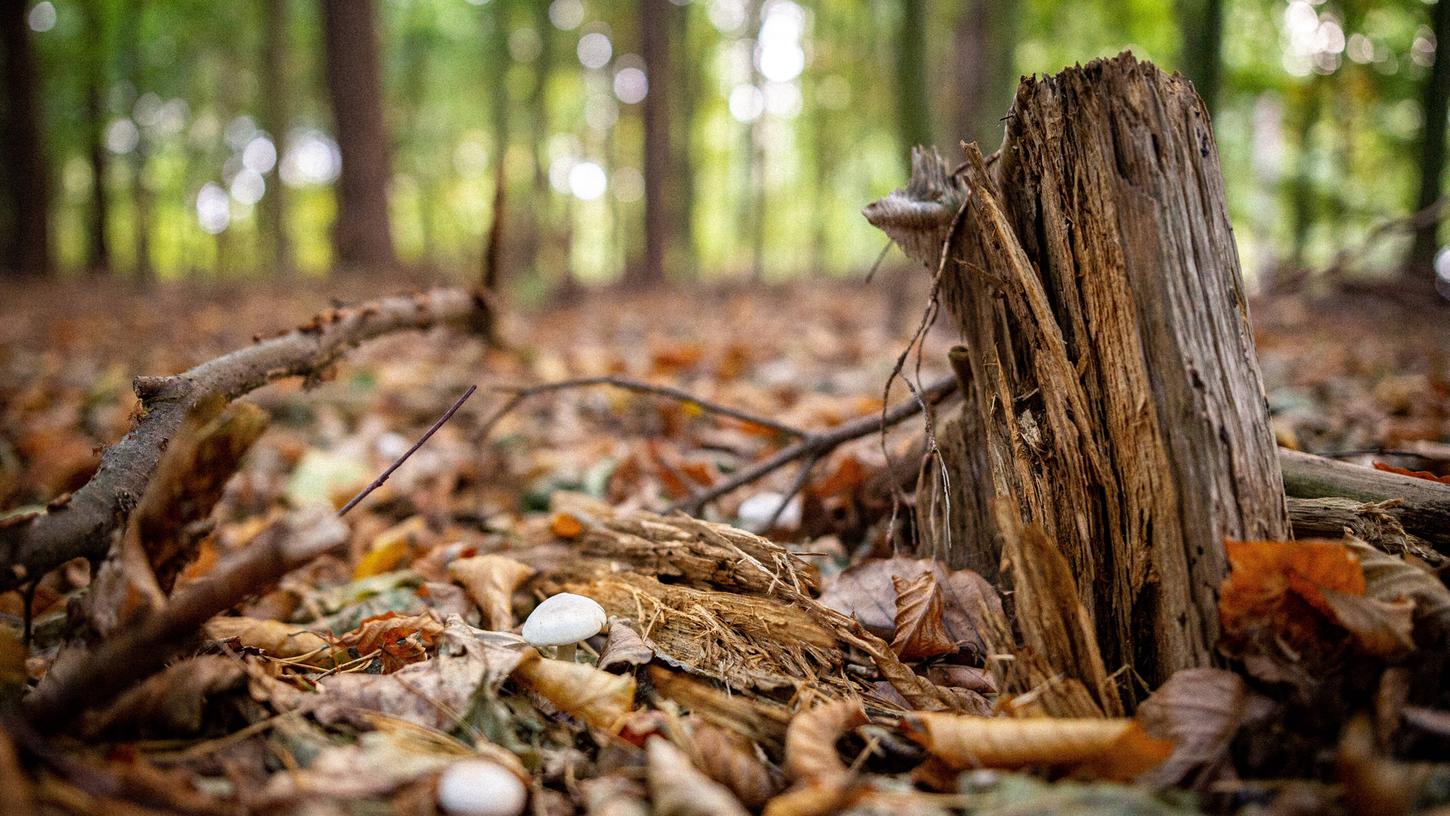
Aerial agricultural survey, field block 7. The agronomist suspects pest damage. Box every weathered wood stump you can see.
[865,54,1289,687]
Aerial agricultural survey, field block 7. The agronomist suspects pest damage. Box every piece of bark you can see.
[0,288,490,595]
[865,54,1288,685]
[1287,496,1442,564]
[1281,448,1450,556]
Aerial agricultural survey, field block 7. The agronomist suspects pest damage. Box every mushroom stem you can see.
[556,642,577,662]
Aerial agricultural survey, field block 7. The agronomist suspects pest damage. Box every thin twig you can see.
[762,452,821,531]
[337,384,478,517]
[674,375,959,516]
[478,375,805,439]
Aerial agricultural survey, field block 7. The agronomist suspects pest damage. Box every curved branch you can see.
[0,288,491,594]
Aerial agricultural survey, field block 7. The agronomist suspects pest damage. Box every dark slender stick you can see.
[478,375,805,439]
[675,374,958,516]
[337,384,478,517]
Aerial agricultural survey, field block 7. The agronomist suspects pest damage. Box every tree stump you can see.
[864,54,1289,686]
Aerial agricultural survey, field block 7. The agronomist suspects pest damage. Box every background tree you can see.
[321,0,396,273]
[1408,0,1450,282]
[946,0,1018,149]
[260,0,292,276]
[894,0,931,168]
[1177,0,1224,115]
[632,0,672,287]
[1,0,52,277]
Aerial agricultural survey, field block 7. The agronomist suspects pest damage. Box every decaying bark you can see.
[0,288,490,595]
[1280,448,1450,556]
[865,54,1289,685]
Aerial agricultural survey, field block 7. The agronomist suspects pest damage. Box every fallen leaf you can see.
[890,572,957,660]
[646,736,750,816]
[819,556,1001,657]
[1137,668,1270,788]
[597,618,654,673]
[1372,462,1450,485]
[83,656,244,737]
[551,511,585,539]
[512,649,636,732]
[901,714,1173,781]
[687,721,783,808]
[448,554,537,630]
[1320,589,1416,659]
[205,616,329,658]
[764,698,868,816]
[313,615,526,731]
[334,609,447,672]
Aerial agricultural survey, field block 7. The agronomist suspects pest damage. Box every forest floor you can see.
[0,274,1448,815]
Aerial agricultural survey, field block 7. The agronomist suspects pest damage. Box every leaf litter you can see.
[0,280,1448,814]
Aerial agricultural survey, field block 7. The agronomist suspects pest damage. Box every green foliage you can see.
[23,0,1450,284]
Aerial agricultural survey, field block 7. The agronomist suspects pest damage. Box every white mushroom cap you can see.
[437,759,527,816]
[521,592,607,647]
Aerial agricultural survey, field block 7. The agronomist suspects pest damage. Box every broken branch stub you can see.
[865,54,1289,685]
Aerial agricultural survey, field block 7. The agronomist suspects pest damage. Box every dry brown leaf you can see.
[581,777,650,816]
[83,656,244,737]
[1138,668,1268,787]
[512,650,636,732]
[551,511,586,539]
[688,721,783,808]
[646,736,750,816]
[1320,589,1416,659]
[204,616,328,658]
[890,572,956,660]
[1345,535,1450,639]
[597,619,654,673]
[782,698,867,781]
[819,556,1000,656]
[902,713,1172,781]
[448,554,537,630]
[313,616,526,731]
[334,609,447,672]
[763,698,869,816]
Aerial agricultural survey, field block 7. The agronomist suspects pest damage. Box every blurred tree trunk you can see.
[894,0,930,170]
[670,0,696,277]
[631,0,672,287]
[947,0,1017,149]
[321,0,397,273]
[1176,0,1223,115]
[121,4,153,283]
[0,0,52,277]
[481,0,510,292]
[1408,0,1450,281]
[527,0,551,285]
[260,0,292,276]
[82,0,111,276]
[1288,80,1322,269]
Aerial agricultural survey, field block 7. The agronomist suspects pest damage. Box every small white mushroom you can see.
[436,759,527,816]
[521,592,607,661]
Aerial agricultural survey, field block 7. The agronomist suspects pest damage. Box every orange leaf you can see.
[902,714,1172,781]
[1373,462,1450,485]
[551,512,585,539]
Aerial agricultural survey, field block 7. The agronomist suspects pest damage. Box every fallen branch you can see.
[675,374,959,516]
[337,383,478,516]
[0,288,490,595]
[1286,496,1441,564]
[1280,448,1450,555]
[23,510,349,732]
[480,375,806,440]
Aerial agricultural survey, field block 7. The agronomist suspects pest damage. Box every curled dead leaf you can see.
[783,698,867,781]
[1138,668,1271,788]
[687,721,783,808]
[597,618,654,673]
[512,649,636,732]
[646,736,750,816]
[448,554,537,630]
[204,615,328,658]
[890,572,957,660]
[83,656,244,737]
[902,714,1173,781]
